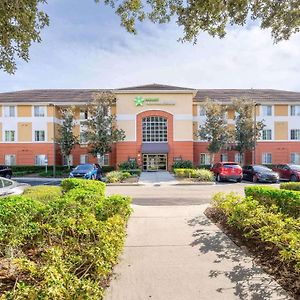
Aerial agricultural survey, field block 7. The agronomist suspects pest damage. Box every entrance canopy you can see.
[141,143,169,154]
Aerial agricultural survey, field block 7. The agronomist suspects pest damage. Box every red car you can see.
[272,164,300,182]
[211,162,243,182]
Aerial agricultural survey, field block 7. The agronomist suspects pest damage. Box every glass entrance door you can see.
[143,154,167,171]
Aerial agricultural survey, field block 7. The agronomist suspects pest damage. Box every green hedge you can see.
[213,192,300,272]
[174,168,214,182]
[280,182,300,191]
[244,186,300,218]
[0,178,132,299]
[23,186,62,203]
[172,160,193,169]
[105,171,132,183]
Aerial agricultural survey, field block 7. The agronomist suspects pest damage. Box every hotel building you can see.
[0,84,300,170]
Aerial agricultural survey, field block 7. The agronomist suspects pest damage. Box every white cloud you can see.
[0,2,300,92]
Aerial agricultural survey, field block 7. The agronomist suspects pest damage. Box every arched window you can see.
[142,116,167,142]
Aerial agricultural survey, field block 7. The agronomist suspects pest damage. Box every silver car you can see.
[0,177,28,197]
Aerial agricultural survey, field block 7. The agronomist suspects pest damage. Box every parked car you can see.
[69,163,103,180]
[272,164,300,182]
[0,177,29,197]
[242,165,279,183]
[211,162,243,182]
[0,165,12,179]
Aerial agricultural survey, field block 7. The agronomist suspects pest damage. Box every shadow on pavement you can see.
[187,216,288,300]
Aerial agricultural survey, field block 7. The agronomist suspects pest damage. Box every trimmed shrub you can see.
[212,192,300,272]
[172,160,193,169]
[105,171,131,183]
[61,178,106,196]
[280,182,300,191]
[0,179,132,299]
[23,186,62,203]
[174,168,214,181]
[124,169,142,176]
[119,160,139,170]
[244,185,300,218]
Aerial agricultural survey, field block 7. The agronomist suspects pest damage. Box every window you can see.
[34,106,45,117]
[63,155,73,166]
[80,109,88,120]
[0,178,13,188]
[262,153,272,164]
[220,154,228,162]
[262,129,272,140]
[291,153,300,164]
[35,130,45,141]
[80,132,88,144]
[97,154,109,166]
[5,154,16,166]
[200,153,210,165]
[35,155,47,166]
[262,105,272,116]
[5,131,15,142]
[199,107,206,116]
[234,153,242,163]
[142,116,167,142]
[291,105,300,116]
[4,106,15,117]
[291,129,300,140]
[80,154,89,164]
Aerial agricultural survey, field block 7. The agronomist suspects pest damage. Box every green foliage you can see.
[119,160,139,170]
[280,182,300,191]
[83,91,126,157]
[61,178,106,196]
[198,99,230,159]
[97,0,300,44]
[233,98,265,159]
[172,160,193,169]
[0,180,132,299]
[23,186,62,203]
[244,185,300,218]
[0,196,43,252]
[118,160,141,176]
[213,192,300,272]
[57,107,79,168]
[0,0,49,74]
[105,171,131,183]
[174,168,214,181]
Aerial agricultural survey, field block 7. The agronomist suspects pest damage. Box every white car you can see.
[0,177,29,197]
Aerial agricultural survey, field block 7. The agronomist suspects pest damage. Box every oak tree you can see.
[57,107,79,168]
[83,91,126,158]
[198,99,231,164]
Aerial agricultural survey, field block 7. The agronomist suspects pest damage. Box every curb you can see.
[106,183,143,186]
[13,177,62,181]
[175,182,216,186]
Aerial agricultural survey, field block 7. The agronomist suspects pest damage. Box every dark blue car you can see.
[69,163,102,180]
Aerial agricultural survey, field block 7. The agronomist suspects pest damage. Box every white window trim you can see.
[262,153,272,164]
[5,154,16,166]
[4,106,16,117]
[34,130,46,142]
[33,105,46,117]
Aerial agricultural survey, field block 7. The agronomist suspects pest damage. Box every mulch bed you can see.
[205,207,300,300]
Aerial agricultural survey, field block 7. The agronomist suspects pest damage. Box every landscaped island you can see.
[0,179,132,299]
[206,183,300,298]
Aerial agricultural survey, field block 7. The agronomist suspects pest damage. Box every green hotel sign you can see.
[134,96,174,106]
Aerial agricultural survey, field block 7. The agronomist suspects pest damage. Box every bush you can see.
[23,186,62,203]
[61,178,106,196]
[213,192,300,272]
[105,171,131,183]
[244,185,300,218]
[174,168,214,181]
[172,160,193,169]
[123,169,142,176]
[119,160,139,170]
[0,179,132,299]
[280,182,300,191]
[102,166,115,173]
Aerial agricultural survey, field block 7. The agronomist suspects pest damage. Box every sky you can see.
[1,0,300,92]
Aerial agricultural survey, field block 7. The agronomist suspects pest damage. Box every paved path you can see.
[138,171,178,185]
[105,204,290,300]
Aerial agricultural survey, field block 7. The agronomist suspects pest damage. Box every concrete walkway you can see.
[138,171,178,186]
[105,204,290,300]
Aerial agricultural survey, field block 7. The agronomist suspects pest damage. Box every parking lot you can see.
[13,178,279,206]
